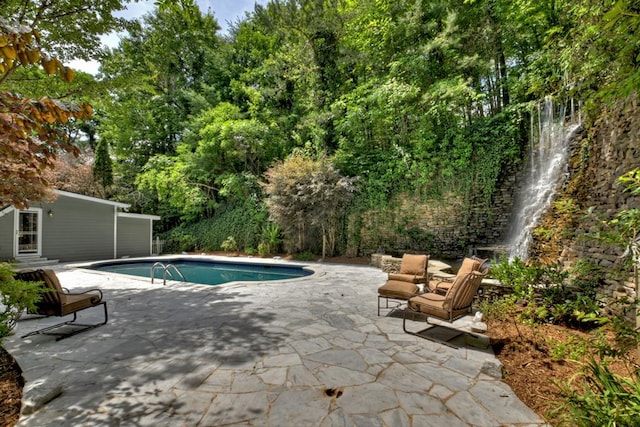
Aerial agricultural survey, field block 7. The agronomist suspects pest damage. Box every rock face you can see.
[346,171,519,259]
[529,95,640,296]
[351,95,640,300]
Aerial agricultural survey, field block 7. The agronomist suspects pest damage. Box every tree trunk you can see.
[322,224,326,261]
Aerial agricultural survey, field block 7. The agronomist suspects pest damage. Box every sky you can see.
[69,0,268,75]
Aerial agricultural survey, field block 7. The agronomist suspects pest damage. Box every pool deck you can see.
[5,256,547,426]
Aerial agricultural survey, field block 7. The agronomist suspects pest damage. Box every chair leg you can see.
[378,296,391,316]
[378,296,407,316]
[402,307,462,349]
[21,302,108,341]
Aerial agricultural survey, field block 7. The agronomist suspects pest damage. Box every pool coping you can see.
[68,254,322,288]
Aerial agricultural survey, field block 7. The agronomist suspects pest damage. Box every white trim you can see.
[14,208,42,258]
[55,190,130,209]
[0,205,14,218]
[113,206,118,259]
[117,212,161,221]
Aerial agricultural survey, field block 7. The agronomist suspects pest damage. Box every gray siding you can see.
[39,196,116,262]
[0,209,14,260]
[117,216,152,258]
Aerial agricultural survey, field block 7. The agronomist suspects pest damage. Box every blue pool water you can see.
[89,258,312,286]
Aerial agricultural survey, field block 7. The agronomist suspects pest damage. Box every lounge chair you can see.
[377,254,429,316]
[402,257,488,345]
[15,269,108,341]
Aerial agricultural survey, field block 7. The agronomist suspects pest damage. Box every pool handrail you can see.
[151,262,186,285]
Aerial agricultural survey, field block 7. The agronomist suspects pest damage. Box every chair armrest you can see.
[431,275,454,282]
[67,288,104,299]
[433,281,452,294]
[80,289,103,298]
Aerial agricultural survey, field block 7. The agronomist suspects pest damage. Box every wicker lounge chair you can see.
[377,254,429,316]
[15,269,108,341]
[402,257,488,345]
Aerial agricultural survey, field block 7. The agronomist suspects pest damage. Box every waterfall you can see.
[506,97,582,260]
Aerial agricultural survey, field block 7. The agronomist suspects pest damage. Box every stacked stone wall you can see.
[347,169,519,259]
[531,96,640,297]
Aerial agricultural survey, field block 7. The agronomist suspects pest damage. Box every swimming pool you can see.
[87,258,313,286]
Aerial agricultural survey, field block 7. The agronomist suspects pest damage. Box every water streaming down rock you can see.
[506,97,582,260]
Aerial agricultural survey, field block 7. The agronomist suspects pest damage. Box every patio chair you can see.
[425,255,487,295]
[402,257,488,345]
[15,269,108,341]
[377,254,429,316]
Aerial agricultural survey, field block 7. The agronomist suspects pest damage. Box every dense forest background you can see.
[4,0,639,258]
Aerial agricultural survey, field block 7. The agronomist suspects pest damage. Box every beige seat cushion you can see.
[61,293,102,316]
[399,254,428,275]
[388,273,425,283]
[408,293,446,313]
[378,280,419,300]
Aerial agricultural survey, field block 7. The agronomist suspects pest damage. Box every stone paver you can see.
[5,256,548,426]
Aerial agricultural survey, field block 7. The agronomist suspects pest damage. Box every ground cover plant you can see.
[483,257,640,426]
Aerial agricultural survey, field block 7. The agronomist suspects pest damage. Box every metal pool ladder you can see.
[151,262,186,285]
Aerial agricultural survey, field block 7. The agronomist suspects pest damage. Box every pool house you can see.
[0,190,160,263]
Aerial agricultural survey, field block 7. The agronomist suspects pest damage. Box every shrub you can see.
[220,236,238,252]
[0,263,46,340]
[257,242,270,257]
[490,257,602,326]
[293,251,316,261]
[160,198,269,254]
[261,222,282,256]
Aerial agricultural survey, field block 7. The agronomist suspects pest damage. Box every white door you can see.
[15,209,42,257]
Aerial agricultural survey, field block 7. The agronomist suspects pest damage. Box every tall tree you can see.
[92,138,113,192]
[99,3,225,212]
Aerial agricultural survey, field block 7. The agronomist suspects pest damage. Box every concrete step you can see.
[14,257,59,269]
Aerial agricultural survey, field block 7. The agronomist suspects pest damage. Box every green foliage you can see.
[162,233,196,253]
[260,223,282,256]
[220,236,238,252]
[162,197,269,254]
[93,138,113,189]
[478,295,519,321]
[257,242,270,258]
[293,251,316,261]
[0,263,46,340]
[491,257,541,301]
[491,257,604,326]
[262,153,358,256]
[554,356,640,427]
[3,0,129,63]
[549,334,591,361]
[36,0,639,259]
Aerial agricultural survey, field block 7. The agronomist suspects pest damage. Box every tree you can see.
[2,0,130,63]
[1,0,131,208]
[0,19,93,207]
[99,3,226,213]
[43,151,103,197]
[262,152,358,258]
[92,138,113,192]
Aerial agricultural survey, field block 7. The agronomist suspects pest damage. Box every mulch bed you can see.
[0,346,22,427]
